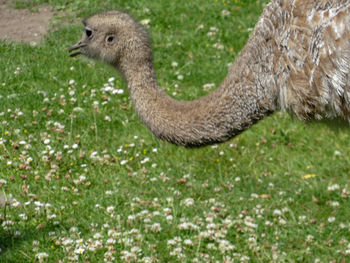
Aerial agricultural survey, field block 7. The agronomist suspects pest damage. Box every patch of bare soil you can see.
[0,0,56,44]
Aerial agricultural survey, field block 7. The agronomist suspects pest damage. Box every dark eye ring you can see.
[106,35,115,43]
[85,28,92,37]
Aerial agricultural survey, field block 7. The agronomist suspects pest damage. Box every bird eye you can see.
[85,28,93,38]
[106,35,115,44]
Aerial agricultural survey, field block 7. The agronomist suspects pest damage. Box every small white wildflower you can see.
[93,232,102,239]
[184,239,193,246]
[74,247,85,254]
[328,216,336,223]
[328,184,340,191]
[221,9,230,17]
[279,218,287,225]
[106,206,115,213]
[306,235,314,242]
[19,213,28,220]
[334,150,341,156]
[273,209,282,216]
[202,83,215,91]
[197,24,204,30]
[69,226,78,233]
[150,223,162,232]
[0,179,7,187]
[73,107,83,112]
[329,201,340,207]
[213,42,224,50]
[183,198,195,207]
[140,19,151,25]
[106,238,116,246]
[35,252,49,262]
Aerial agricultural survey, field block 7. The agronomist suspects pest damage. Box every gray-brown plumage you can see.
[69,0,350,147]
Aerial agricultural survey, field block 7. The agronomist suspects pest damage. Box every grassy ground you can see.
[1,0,350,262]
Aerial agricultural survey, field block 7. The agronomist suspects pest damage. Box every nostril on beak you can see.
[68,41,87,57]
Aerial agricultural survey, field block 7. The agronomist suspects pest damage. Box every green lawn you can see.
[1,0,350,262]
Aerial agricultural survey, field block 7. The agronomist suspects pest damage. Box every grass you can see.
[1,0,350,262]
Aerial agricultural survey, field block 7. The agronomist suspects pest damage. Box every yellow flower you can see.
[303,174,317,179]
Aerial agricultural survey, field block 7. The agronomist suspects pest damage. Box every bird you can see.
[69,0,350,147]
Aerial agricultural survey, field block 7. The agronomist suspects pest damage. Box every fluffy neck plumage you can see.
[118,34,277,147]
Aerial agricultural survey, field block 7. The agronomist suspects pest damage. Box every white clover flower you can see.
[177,74,184,80]
[93,232,102,239]
[69,226,78,233]
[19,213,28,220]
[197,24,204,30]
[213,42,224,50]
[140,157,150,164]
[329,201,340,207]
[328,216,336,223]
[171,61,178,67]
[183,239,193,246]
[221,9,231,17]
[104,251,115,261]
[183,198,195,207]
[150,223,162,232]
[0,179,7,187]
[140,19,151,25]
[202,83,215,91]
[35,252,49,263]
[48,214,57,220]
[73,107,83,112]
[34,201,44,207]
[218,239,235,253]
[334,150,341,156]
[273,209,282,216]
[167,239,176,246]
[106,206,115,213]
[279,218,287,225]
[79,175,86,182]
[74,247,85,254]
[306,234,314,242]
[328,184,340,191]
[106,238,116,246]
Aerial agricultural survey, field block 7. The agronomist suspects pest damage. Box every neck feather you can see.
[119,42,277,147]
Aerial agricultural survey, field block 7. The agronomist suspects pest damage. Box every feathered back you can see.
[240,0,350,121]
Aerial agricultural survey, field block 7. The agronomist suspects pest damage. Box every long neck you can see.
[119,37,278,147]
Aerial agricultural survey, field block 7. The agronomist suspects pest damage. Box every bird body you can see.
[69,0,350,147]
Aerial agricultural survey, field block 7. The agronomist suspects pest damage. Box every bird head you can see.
[69,11,151,68]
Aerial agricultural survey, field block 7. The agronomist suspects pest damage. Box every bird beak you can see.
[68,41,87,57]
